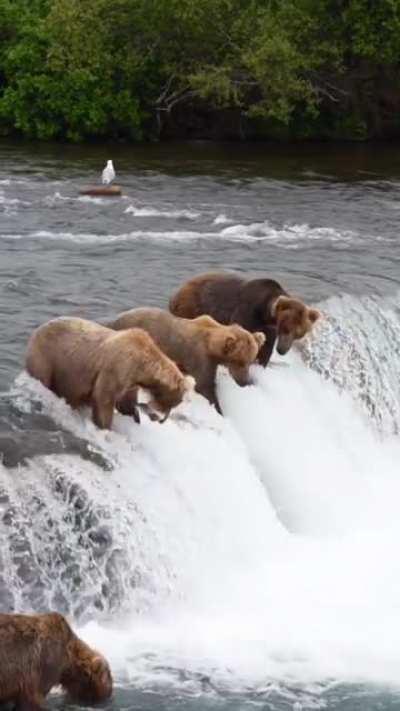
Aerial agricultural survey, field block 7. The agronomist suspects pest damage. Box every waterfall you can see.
[1,291,400,691]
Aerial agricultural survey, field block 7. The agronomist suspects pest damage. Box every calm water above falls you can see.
[1,140,400,711]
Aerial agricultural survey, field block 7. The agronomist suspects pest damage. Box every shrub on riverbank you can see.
[1,0,400,142]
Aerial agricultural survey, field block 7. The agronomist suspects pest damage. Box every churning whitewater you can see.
[1,291,400,696]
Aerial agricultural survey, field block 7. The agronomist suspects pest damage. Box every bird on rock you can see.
[102,160,116,185]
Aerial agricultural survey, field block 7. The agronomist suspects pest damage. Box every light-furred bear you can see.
[26,317,194,428]
[106,307,265,414]
[0,611,112,710]
[169,272,320,367]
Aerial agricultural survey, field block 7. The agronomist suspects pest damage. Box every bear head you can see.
[208,325,265,385]
[147,374,195,421]
[272,296,320,355]
[61,640,113,703]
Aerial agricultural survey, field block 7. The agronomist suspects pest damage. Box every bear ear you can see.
[223,335,237,356]
[254,331,266,348]
[272,295,293,316]
[308,308,321,323]
[194,314,218,328]
[183,375,196,392]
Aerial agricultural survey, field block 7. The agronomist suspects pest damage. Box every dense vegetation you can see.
[1,0,400,142]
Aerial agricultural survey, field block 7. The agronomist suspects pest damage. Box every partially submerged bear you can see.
[107,307,265,414]
[26,317,194,428]
[170,272,320,367]
[0,611,112,710]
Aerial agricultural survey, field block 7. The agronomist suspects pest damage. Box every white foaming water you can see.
[1,221,371,249]
[301,293,400,435]
[0,196,30,206]
[0,179,33,186]
[219,220,362,247]
[5,292,400,697]
[213,213,232,225]
[125,205,200,219]
[0,193,32,216]
[46,192,120,206]
[2,229,217,243]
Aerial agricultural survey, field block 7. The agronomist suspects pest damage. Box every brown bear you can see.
[26,317,194,429]
[0,611,112,710]
[169,272,320,367]
[106,307,265,414]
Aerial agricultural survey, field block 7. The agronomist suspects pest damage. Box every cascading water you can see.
[1,291,400,701]
[301,292,400,435]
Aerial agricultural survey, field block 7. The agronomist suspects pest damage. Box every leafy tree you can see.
[1,0,400,140]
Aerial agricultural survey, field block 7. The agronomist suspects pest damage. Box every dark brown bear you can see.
[107,307,265,414]
[169,272,320,367]
[26,317,194,428]
[0,612,112,710]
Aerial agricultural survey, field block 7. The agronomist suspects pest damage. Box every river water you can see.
[1,139,400,710]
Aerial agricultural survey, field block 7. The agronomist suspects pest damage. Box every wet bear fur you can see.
[26,317,194,428]
[0,611,112,710]
[106,307,265,414]
[169,272,320,367]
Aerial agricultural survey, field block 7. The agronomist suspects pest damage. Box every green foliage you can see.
[343,0,400,61]
[0,0,399,140]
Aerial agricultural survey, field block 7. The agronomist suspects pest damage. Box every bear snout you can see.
[228,363,252,387]
[276,332,294,355]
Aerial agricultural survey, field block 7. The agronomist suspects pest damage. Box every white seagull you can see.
[102,159,116,185]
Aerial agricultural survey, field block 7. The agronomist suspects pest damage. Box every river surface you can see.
[1,140,400,711]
